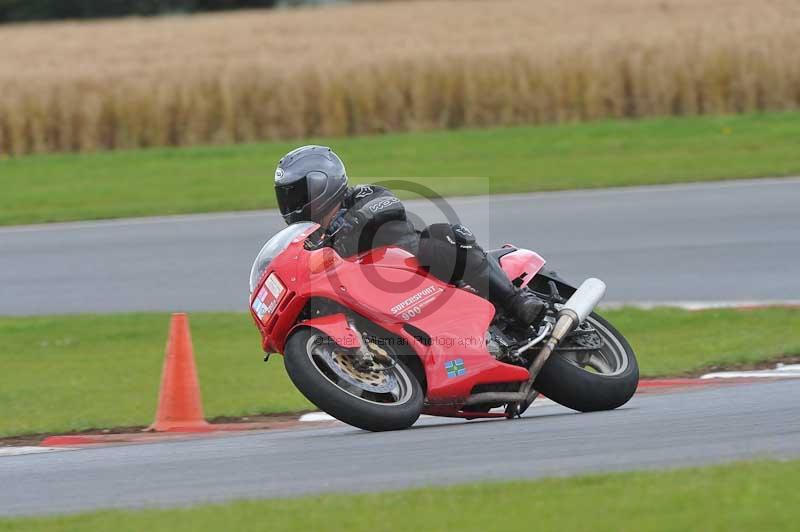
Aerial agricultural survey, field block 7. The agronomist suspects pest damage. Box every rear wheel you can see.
[283,327,424,432]
[533,313,639,412]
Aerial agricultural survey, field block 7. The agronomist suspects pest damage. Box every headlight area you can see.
[251,272,287,324]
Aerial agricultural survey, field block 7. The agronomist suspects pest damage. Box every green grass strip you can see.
[2,459,798,531]
[1,112,799,225]
[1,307,798,438]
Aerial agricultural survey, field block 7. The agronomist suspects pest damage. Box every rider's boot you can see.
[471,257,547,327]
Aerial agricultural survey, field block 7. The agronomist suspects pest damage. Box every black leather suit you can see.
[329,184,500,301]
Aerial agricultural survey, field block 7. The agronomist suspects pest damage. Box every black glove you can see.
[326,208,350,235]
[328,210,365,257]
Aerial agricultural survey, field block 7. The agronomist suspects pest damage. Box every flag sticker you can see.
[445,358,466,378]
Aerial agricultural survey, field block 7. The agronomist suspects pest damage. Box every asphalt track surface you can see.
[2,177,799,315]
[1,380,799,517]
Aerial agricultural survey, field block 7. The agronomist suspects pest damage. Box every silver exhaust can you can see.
[561,278,607,325]
[516,277,609,403]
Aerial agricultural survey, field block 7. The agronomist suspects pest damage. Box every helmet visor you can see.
[275,177,309,218]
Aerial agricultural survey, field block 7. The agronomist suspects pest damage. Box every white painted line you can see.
[299,412,337,423]
[530,397,557,408]
[298,397,559,423]
[0,446,75,457]
[299,412,437,423]
[601,300,800,311]
[0,210,270,234]
[457,176,800,206]
[2,176,797,234]
[701,364,800,380]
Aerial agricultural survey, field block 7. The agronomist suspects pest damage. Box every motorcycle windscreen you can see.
[249,222,318,293]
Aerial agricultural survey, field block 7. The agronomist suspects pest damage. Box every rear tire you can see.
[283,327,424,432]
[533,313,639,412]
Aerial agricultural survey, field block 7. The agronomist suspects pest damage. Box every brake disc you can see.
[315,342,398,394]
[566,322,604,349]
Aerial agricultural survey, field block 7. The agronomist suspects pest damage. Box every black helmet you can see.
[274,145,348,224]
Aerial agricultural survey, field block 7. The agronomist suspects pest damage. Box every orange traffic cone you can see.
[147,313,213,432]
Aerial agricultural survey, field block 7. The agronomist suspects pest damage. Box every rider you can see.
[273,145,547,327]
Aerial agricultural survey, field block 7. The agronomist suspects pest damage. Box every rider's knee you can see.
[418,223,485,283]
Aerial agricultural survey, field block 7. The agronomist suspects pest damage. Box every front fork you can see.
[346,318,395,370]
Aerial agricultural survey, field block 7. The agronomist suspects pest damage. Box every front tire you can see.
[283,327,424,432]
[533,313,639,412]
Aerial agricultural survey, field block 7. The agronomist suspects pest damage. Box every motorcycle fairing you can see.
[288,313,364,351]
[499,249,546,289]
[250,237,532,410]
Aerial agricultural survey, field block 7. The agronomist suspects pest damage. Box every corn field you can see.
[1,0,799,155]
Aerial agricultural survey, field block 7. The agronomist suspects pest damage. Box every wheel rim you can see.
[305,335,415,406]
[559,316,629,377]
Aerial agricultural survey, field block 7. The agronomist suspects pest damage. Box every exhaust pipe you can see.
[560,277,607,326]
[541,277,607,362]
[545,277,607,347]
[513,278,607,412]
[464,279,608,414]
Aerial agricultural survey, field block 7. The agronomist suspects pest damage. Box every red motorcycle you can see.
[249,222,639,431]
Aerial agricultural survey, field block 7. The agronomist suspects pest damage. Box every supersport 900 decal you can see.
[389,285,444,321]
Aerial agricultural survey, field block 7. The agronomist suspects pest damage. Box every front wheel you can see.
[533,313,639,412]
[283,327,424,432]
